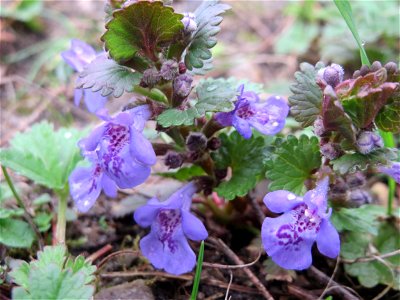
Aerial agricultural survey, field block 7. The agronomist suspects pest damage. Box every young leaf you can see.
[102,1,183,63]
[76,54,142,98]
[288,62,324,127]
[212,131,267,200]
[375,96,400,133]
[10,245,96,300]
[265,135,321,195]
[157,107,201,127]
[331,148,398,175]
[157,165,206,181]
[185,0,230,74]
[0,218,35,248]
[0,122,85,190]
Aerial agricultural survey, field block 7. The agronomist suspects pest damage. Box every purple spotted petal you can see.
[140,225,196,275]
[101,174,118,198]
[130,127,156,165]
[83,89,108,113]
[263,190,303,213]
[261,209,314,270]
[181,211,208,241]
[69,164,103,213]
[232,115,252,139]
[316,219,340,258]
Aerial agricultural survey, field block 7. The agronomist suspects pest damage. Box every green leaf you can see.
[375,96,400,133]
[0,0,43,22]
[0,219,35,248]
[102,1,183,63]
[76,55,142,98]
[333,0,370,66]
[330,205,386,235]
[331,148,398,175]
[288,62,324,127]
[157,77,264,127]
[158,165,206,181]
[212,131,267,200]
[265,135,321,195]
[185,0,230,74]
[0,207,24,219]
[34,212,52,232]
[0,122,85,190]
[10,246,96,300]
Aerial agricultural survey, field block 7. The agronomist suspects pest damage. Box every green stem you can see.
[55,190,68,245]
[133,86,169,104]
[379,130,396,215]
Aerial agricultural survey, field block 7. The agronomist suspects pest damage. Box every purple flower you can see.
[215,85,289,139]
[261,177,340,270]
[69,153,117,212]
[79,105,156,189]
[134,182,208,275]
[378,161,400,183]
[61,39,107,113]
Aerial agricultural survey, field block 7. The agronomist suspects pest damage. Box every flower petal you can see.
[83,90,108,113]
[134,198,161,227]
[215,112,234,127]
[128,105,152,132]
[181,211,208,241]
[304,177,329,215]
[78,124,106,153]
[263,190,303,213]
[130,127,156,165]
[69,165,102,213]
[378,162,400,183]
[101,174,117,198]
[233,116,252,139]
[264,96,289,119]
[261,210,315,270]
[316,219,340,258]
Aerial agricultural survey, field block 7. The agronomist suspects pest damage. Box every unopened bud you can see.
[349,189,372,207]
[359,65,370,76]
[215,169,228,180]
[317,63,344,88]
[164,151,184,169]
[173,74,193,98]
[182,12,197,34]
[207,137,222,150]
[352,70,361,79]
[160,60,179,81]
[178,62,187,74]
[370,61,383,72]
[186,132,207,152]
[320,143,341,160]
[346,172,366,188]
[356,131,383,154]
[141,67,161,88]
[384,62,398,75]
[313,117,326,137]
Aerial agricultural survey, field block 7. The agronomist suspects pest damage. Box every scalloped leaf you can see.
[102,1,183,63]
[156,107,200,127]
[331,148,398,175]
[288,62,324,127]
[265,135,321,194]
[212,131,267,200]
[375,96,400,133]
[184,0,230,74]
[76,54,141,98]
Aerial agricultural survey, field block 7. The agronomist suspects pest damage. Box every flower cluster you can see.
[215,85,289,139]
[61,39,107,113]
[261,177,340,270]
[69,105,156,212]
[134,182,208,275]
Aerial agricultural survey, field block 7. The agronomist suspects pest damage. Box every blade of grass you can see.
[333,0,370,66]
[190,241,205,300]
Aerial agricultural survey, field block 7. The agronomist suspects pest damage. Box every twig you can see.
[86,244,113,263]
[209,237,274,300]
[1,166,44,249]
[371,285,392,300]
[287,284,317,300]
[341,249,400,263]
[318,256,340,300]
[96,250,139,271]
[249,196,266,226]
[308,266,360,300]
[203,248,262,270]
[225,271,233,300]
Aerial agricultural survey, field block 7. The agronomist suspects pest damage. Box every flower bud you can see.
[352,70,361,79]
[384,62,398,75]
[317,63,344,88]
[313,117,326,137]
[215,168,228,180]
[141,67,161,88]
[160,60,179,81]
[320,143,341,160]
[164,151,184,169]
[178,62,187,74]
[181,12,197,34]
[346,172,366,188]
[186,132,207,152]
[207,137,222,151]
[173,74,193,98]
[348,189,372,207]
[356,131,383,154]
[370,61,382,72]
[359,65,370,76]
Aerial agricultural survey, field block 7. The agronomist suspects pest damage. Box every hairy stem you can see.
[133,86,168,104]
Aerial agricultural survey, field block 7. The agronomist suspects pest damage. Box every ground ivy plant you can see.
[1,0,399,299]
